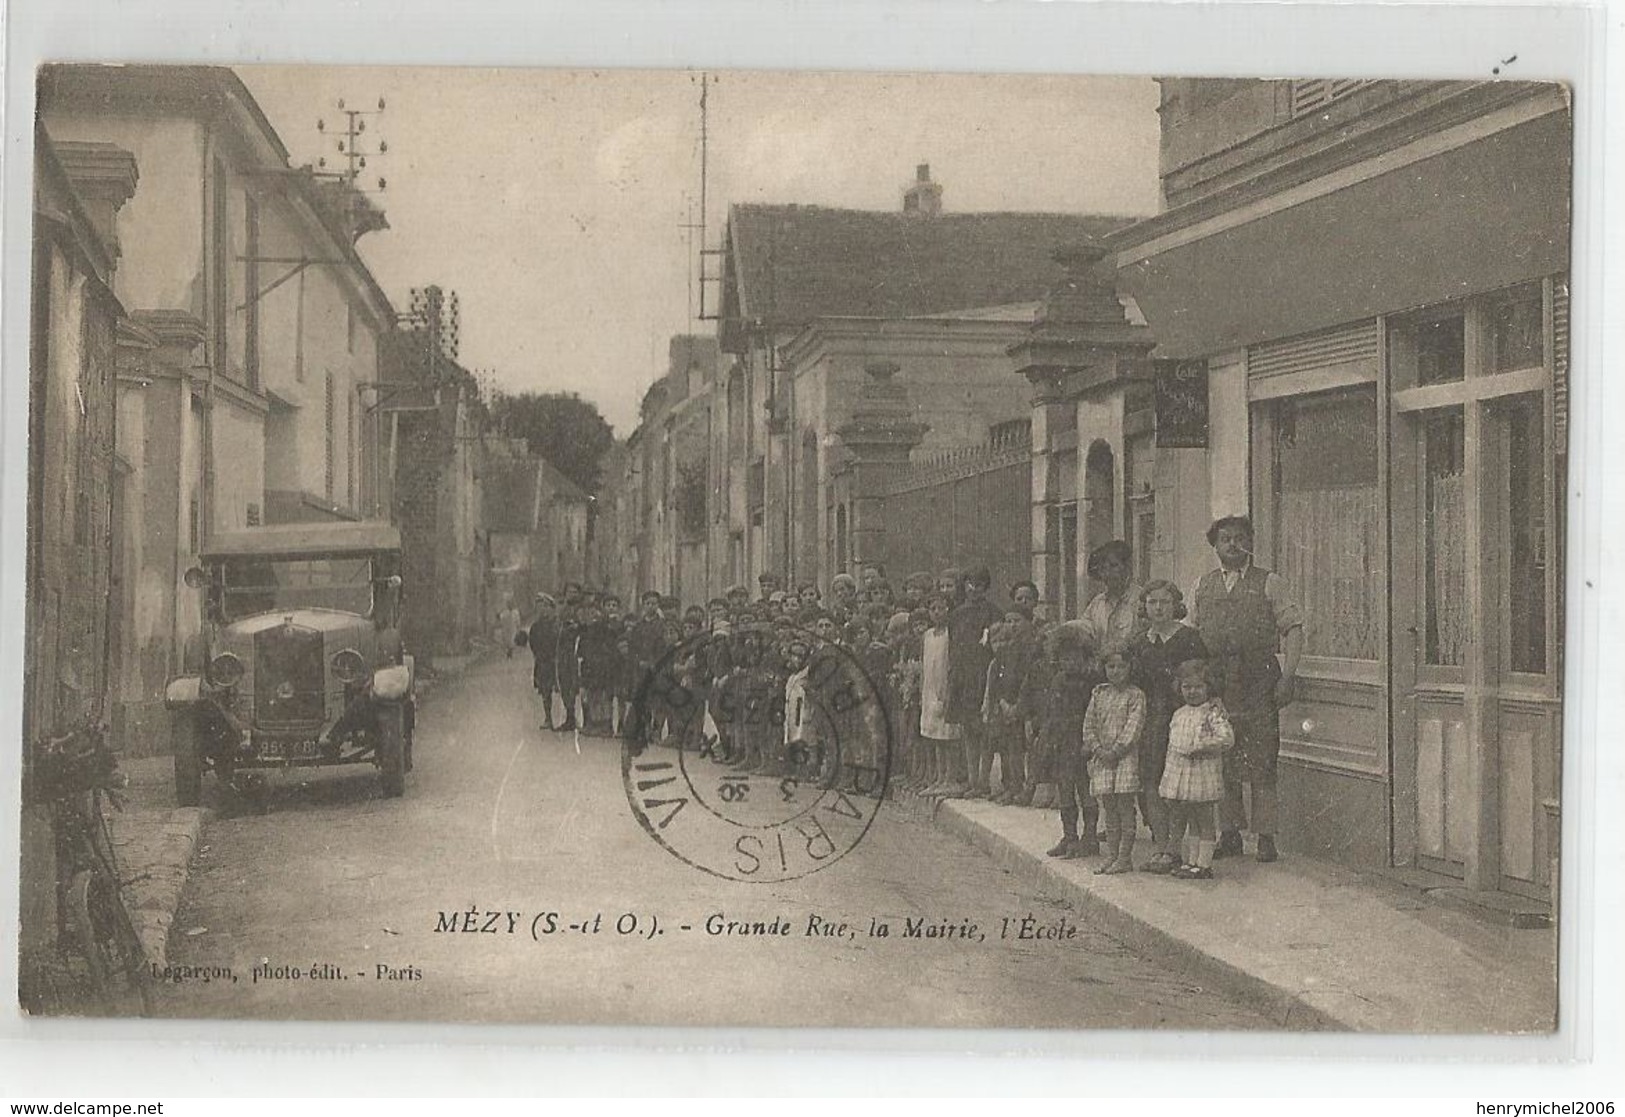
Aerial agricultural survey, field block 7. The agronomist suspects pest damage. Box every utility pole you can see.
[317,97,390,190]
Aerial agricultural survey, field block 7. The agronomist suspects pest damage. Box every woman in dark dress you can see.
[1132,579,1208,873]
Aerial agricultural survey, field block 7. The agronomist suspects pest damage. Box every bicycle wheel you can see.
[68,868,155,1016]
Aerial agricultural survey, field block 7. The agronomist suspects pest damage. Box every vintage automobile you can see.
[164,521,416,805]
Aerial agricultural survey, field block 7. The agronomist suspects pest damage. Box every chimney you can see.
[902,162,942,217]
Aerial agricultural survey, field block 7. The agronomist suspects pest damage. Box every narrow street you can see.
[156,652,1270,1029]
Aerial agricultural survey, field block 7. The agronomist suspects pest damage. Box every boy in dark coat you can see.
[1038,622,1101,859]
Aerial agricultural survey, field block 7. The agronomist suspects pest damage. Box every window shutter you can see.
[1248,320,1379,399]
[1290,78,1376,118]
[1553,278,1569,456]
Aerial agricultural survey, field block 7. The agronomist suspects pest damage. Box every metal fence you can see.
[879,426,1031,596]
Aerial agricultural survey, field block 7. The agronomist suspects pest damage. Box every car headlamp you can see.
[208,652,245,689]
[332,648,367,684]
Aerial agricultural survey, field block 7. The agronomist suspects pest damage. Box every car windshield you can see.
[219,555,375,620]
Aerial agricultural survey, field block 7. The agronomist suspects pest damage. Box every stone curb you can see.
[109,805,213,969]
[892,790,1346,1032]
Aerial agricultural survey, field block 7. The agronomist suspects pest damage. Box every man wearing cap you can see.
[757,571,783,603]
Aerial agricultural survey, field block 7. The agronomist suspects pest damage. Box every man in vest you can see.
[1191,515,1305,863]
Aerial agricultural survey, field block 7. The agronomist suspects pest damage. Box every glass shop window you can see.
[1262,385,1381,660]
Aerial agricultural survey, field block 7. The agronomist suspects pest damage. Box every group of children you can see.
[526,564,1238,880]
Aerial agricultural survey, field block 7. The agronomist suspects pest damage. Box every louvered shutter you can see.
[1553,278,1568,455]
[1248,320,1379,399]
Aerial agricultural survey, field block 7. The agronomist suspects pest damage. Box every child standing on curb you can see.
[1038,622,1099,859]
[917,591,962,796]
[1160,659,1234,880]
[1083,643,1146,874]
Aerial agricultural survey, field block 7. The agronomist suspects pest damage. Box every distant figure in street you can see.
[497,599,523,658]
[527,594,560,731]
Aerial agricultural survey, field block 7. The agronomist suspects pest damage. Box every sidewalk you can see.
[898,790,1558,1033]
[109,755,212,969]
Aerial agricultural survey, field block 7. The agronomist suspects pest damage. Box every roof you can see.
[537,456,589,504]
[202,521,402,559]
[482,454,590,533]
[727,204,1141,325]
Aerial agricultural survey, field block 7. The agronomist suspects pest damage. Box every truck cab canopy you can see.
[200,521,402,560]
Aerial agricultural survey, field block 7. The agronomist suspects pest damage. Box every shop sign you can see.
[1155,359,1209,449]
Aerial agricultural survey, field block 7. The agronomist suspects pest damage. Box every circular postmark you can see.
[621,621,893,883]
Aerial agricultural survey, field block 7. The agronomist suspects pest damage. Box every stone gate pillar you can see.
[834,360,927,578]
[1009,243,1156,619]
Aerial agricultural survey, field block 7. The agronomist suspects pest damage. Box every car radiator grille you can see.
[254,624,325,727]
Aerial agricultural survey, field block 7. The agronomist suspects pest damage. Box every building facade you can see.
[1109,78,1570,899]
[38,65,396,747]
[21,126,137,966]
[711,167,1140,596]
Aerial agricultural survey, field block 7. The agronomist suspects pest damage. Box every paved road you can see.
[155,654,1270,1030]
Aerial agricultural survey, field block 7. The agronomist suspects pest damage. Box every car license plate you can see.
[262,738,321,759]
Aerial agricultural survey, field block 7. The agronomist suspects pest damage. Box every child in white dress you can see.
[918,592,962,796]
[1159,659,1233,880]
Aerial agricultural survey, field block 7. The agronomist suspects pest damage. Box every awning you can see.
[1117,112,1572,359]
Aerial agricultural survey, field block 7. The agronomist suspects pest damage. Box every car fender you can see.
[165,676,205,709]
[372,662,413,702]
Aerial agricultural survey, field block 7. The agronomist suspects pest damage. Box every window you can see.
[347,389,358,510]
[1504,393,1547,674]
[211,159,230,374]
[1260,386,1381,660]
[1415,313,1466,385]
[1422,409,1467,667]
[1488,284,1544,374]
[244,194,260,390]
[325,370,336,500]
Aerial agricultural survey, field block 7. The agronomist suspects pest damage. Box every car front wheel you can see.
[173,715,203,807]
[377,705,407,798]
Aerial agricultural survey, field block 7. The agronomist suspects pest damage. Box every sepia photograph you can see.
[15,60,1572,1037]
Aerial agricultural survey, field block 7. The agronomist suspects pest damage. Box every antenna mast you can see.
[697,73,722,322]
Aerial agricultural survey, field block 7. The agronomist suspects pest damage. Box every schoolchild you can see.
[1038,622,1100,858]
[888,612,923,789]
[554,600,582,733]
[917,591,962,797]
[983,616,1037,804]
[949,565,1002,799]
[1133,580,1208,873]
[1159,658,1234,880]
[1084,643,1146,874]
[575,598,617,736]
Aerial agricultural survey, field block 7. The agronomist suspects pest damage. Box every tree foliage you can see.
[488,390,614,495]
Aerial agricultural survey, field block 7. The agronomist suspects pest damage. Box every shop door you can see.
[1389,287,1560,897]
[1394,405,1471,876]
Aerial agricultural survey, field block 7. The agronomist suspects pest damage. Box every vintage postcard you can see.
[17,64,1569,1034]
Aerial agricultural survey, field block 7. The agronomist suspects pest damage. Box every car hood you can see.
[222,608,375,638]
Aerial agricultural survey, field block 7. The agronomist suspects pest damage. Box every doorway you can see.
[1388,286,1560,897]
